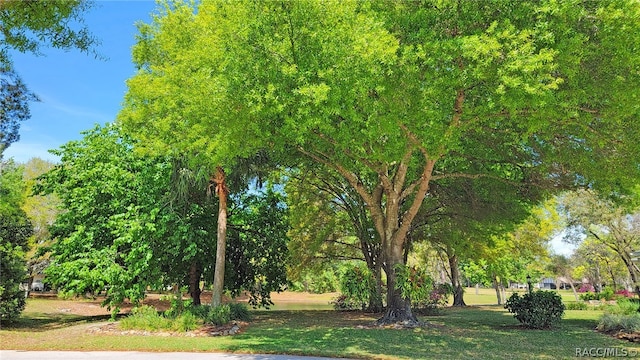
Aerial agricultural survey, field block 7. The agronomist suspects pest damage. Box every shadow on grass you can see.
[561,317,598,330]
[4,313,123,332]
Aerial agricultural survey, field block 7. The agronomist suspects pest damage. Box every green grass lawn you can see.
[1,290,637,359]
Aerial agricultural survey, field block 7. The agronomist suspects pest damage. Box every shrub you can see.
[428,283,453,308]
[228,303,252,322]
[579,292,598,301]
[331,294,358,311]
[605,298,640,316]
[615,289,634,299]
[162,294,193,318]
[504,290,565,329]
[565,302,588,310]
[204,304,231,325]
[578,284,595,293]
[394,264,433,306]
[121,305,170,331]
[597,313,640,333]
[172,312,199,332]
[0,242,28,324]
[600,287,615,301]
[187,303,252,325]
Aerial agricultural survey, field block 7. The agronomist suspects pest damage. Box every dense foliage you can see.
[505,291,565,329]
[0,160,32,323]
[36,125,167,311]
[120,0,640,323]
[36,124,288,312]
[559,189,640,297]
[226,189,290,308]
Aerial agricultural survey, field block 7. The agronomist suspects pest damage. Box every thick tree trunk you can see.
[189,261,202,306]
[377,268,418,325]
[211,166,228,307]
[376,242,419,325]
[449,253,466,307]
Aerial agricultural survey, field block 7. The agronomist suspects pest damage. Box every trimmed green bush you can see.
[600,287,615,301]
[505,290,565,329]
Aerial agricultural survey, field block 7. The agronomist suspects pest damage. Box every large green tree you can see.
[120,0,640,324]
[36,125,168,311]
[572,238,628,291]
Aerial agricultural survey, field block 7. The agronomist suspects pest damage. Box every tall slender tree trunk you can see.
[211,166,228,307]
[569,280,579,302]
[492,274,502,305]
[449,253,466,307]
[620,254,640,298]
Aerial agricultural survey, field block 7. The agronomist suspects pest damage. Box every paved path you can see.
[0,351,348,360]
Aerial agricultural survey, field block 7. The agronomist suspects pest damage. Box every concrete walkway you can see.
[0,351,348,360]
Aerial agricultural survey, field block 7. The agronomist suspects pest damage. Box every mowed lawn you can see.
[1,289,638,359]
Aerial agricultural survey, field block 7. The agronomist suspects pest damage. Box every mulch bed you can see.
[613,331,640,342]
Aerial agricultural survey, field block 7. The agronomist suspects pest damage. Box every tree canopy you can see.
[119,0,640,323]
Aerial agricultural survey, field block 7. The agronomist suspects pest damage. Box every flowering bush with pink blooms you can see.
[615,289,634,298]
[578,284,595,293]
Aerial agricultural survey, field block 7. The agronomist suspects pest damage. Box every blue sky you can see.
[4,0,159,163]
